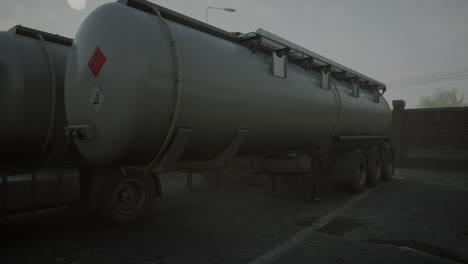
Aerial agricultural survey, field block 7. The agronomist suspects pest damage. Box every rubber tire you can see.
[380,148,394,181]
[98,169,156,224]
[349,153,368,193]
[365,150,382,187]
[332,151,367,193]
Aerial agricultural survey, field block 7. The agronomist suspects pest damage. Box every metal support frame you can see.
[250,38,262,53]
[151,128,193,173]
[332,71,347,81]
[178,129,248,191]
[313,65,331,72]
[144,4,184,180]
[344,76,359,82]
[142,128,248,192]
[35,33,58,166]
[295,57,312,63]
[275,47,290,55]
[262,152,322,201]
[177,129,248,171]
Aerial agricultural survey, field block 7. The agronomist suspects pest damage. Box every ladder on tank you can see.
[238,28,386,94]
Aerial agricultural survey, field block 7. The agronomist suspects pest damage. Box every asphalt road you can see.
[1,168,467,264]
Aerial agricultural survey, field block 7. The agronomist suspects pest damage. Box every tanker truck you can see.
[1,0,394,223]
[0,25,84,217]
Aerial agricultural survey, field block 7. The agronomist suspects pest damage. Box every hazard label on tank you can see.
[89,85,105,112]
[88,46,107,77]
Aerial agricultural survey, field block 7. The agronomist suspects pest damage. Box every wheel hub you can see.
[120,187,136,202]
[113,179,146,215]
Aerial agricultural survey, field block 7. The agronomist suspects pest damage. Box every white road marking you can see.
[421,181,467,190]
[398,246,458,264]
[248,187,376,264]
[393,176,466,190]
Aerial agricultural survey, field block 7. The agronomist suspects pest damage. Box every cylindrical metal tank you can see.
[65,2,391,166]
[0,26,71,165]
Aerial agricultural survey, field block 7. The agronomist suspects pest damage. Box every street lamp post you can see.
[206,7,236,24]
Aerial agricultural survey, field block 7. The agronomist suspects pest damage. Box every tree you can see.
[416,88,465,108]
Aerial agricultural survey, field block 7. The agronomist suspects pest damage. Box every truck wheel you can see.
[98,169,156,223]
[380,148,394,181]
[332,151,367,193]
[365,150,382,187]
[350,153,367,193]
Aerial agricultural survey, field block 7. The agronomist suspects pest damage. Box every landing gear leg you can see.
[269,173,279,195]
[309,154,321,202]
[215,167,224,193]
[186,171,193,189]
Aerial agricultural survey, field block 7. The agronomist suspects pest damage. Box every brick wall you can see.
[391,100,468,169]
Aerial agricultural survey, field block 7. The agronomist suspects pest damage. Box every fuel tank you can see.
[65,1,391,166]
[0,26,71,165]
[0,169,80,215]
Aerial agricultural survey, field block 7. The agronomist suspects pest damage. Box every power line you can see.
[387,68,468,88]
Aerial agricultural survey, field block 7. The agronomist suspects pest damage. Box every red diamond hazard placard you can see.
[88,47,107,77]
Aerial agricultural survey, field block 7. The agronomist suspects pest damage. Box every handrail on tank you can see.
[118,0,240,43]
[239,29,387,94]
[8,25,73,46]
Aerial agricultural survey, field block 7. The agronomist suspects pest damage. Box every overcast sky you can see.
[1,0,467,108]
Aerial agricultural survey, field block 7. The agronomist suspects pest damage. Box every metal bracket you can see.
[152,128,193,173]
[63,125,96,140]
[145,128,248,192]
[275,47,290,55]
[178,129,248,170]
[273,51,287,78]
[332,71,347,81]
[295,56,312,63]
[150,128,248,173]
[352,82,360,98]
[321,69,331,90]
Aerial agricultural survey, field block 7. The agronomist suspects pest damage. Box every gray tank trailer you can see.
[1,0,394,223]
[0,25,81,216]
